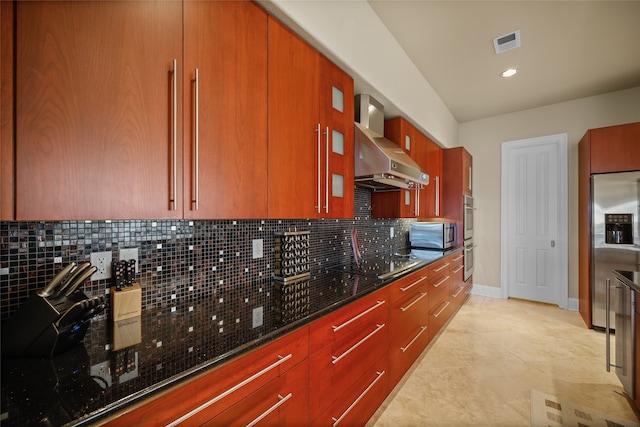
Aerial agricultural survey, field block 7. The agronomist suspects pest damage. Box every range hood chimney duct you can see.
[354,94,429,191]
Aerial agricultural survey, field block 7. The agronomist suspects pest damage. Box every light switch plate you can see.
[252,306,264,328]
[119,248,139,273]
[252,239,263,259]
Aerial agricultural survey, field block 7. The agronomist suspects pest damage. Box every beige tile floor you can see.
[368,295,640,427]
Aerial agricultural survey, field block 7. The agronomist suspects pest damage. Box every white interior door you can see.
[501,134,568,307]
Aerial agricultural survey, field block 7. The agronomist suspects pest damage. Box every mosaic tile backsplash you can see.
[0,188,415,322]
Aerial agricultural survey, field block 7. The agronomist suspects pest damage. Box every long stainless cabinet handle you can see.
[325,126,329,214]
[166,354,293,426]
[414,187,420,217]
[315,124,321,213]
[401,292,427,312]
[452,286,464,298]
[401,326,427,353]
[452,265,464,274]
[433,275,450,288]
[606,278,611,372]
[433,262,450,273]
[331,371,385,426]
[433,301,450,318]
[245,393,293,427]
[332,300,386,332]
[468,166,472,191]
[171,59,178,210]
[332,324,385,365]
[193,68,199,211]
[452,254,464,262]
[435,176,440,216]
[400,276,427,292]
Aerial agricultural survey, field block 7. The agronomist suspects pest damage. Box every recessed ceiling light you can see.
[501,68,519,78]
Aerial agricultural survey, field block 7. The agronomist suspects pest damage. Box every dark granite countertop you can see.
[1,248,460,426]
[613,269,640,293]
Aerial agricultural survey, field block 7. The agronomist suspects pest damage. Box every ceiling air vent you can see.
[493,29,520,54]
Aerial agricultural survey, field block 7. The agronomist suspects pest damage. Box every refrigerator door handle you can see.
[551,240,555,248]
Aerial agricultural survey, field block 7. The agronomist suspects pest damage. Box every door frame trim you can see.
[500,133,569,308]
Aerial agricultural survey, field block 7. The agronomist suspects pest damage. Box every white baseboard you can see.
[469,283,504,299]
[470,283,580,312]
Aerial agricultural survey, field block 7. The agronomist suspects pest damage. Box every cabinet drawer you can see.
[389,322,430,388]
[429,299,452,342]
[389,268,429,305]
[201,359,309,427]
[428,257,451,278]
[311,355,389,427]
[104,327,308,426]
[449,251,464,270]
[428,273,450,312]
[309,290,389,421]
[389,281,430,350]
[309,289,389,355]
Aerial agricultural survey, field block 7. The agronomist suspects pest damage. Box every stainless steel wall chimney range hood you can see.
[354,94,429,191]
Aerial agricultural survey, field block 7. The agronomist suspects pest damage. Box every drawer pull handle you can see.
[401,326,427,352]
[401,292,427,312]
[453,254,464,262]
[400,276,427,292]
[433,262,450,273]
[245,393,293,427]
[452,286,464,298]
[166,354,293,426]
[332,300,386,332]
[331,370,385,426]
[332,324,385,365]
[433,275,450,288]
[452,265,464,274]
[433,301,450,318]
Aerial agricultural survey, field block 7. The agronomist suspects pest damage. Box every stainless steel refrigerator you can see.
[591,171,640,329]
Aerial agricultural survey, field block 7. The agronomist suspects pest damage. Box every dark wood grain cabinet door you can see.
[268,17,354,219]
[15,1,183,220]
[422,134,443,218]
[319,56,354,219]
[183,1,268,219]
[589,122,640,174]
[267,17,320,219]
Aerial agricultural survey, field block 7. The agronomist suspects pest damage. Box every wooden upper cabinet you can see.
[183,1,268,219]
[15,1,183,220]
[318,56,355,219]
[422,134,443,218]
[268,17,354,219]
[587,122,640,174]
[1,1,14,220]
[374,117,442,219]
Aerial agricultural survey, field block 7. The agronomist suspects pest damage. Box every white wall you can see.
[459,87,640,299]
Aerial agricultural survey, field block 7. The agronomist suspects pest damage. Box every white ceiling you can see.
[367,0,640,123]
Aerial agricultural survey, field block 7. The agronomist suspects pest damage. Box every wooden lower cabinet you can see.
[388,267,430,388]
[311,355,389,427]
[102,256,473,426]
[308,289,389,422]
[101,327,308,426]
[201,360,309,427]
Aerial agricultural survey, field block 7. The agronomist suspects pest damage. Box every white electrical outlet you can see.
[90,251,112,281]
[252,306,264,328]
[119,248,139,273]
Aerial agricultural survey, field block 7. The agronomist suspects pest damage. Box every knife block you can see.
[111,284,142,321]
[112,316,142,350]
[1,291,90,357]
